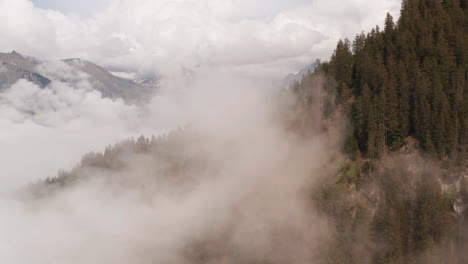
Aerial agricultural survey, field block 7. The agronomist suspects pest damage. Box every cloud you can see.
[0,68,338,263]
[32,0,113,16]
[1,0,401,79]
[0,0,402,193]
[0,61,184,192]
[0,1,404,262]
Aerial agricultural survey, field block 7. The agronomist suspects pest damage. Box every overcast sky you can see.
[2,0,401,77]
[0,0,402,189]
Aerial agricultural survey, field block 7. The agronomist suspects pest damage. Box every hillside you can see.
[7,1,468,263]
[0,51,158,104]
[296,0,467,163]
[290,0,468,263]
[0,51,51,88]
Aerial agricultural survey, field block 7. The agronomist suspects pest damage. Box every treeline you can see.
[296,0,467,162]
[291,1,468,263]
[30,130,196,196]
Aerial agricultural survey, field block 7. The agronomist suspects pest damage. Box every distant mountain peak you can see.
[0,51,50,88]
[0,51,159,104]
[282,63,316,88]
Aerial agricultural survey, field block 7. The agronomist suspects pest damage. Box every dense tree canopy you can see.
[292,1,468,263]
[296,0,467,163]
[32,1,467,263]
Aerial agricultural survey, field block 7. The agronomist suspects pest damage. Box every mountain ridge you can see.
[0,51,159,104]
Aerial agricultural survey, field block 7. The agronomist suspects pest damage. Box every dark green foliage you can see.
[303,2,468,263]
[330,39,354,103]
[325,0,467,161]
[30,1,467,263]
[344,135,360,158]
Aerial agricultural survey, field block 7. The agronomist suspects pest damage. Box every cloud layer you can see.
[0,60,184,192]
[1,69,338,263]
[0,1,403,261]
[2,0,401,79]
[0,0,402,195]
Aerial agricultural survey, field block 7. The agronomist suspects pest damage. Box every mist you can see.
[0,1,419,263]
[0,66,342,263]
[0,60,183,192]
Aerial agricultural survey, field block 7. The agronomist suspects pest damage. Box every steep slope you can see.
[63,58,156,104]
[0,61,51,88]
[133,76,160,90]
[0,50,39,72]
[290,1,468,263]
[324,0,467,161]
[0,51,158,104]
[0,51,51,89]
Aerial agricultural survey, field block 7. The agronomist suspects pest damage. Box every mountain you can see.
[0,50,40,72]
[0,51,51,88]
[10,1,468,263]
[63,58,157,103]
[282,63,316,88]
[294,1,467,161]
[291,0,467,262]
[133,77,160,90]
[0,51,159,104]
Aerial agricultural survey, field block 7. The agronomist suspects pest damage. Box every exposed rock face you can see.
[0,61,51,88]
[0,50,39,72]
[0,51,158,104]
[340,137,467,221]
[133,77,160,90]
[63,58,156,104]
[0,51,51,89]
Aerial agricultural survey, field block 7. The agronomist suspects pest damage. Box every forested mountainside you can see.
[287,0,468,263]
[25,110,337,263]
[294,0,467,162]
[29,129,468,263]
[24,0,467,263]
[29,132,192,197]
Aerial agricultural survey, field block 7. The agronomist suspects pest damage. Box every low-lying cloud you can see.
[0,61,183,192]
[0,65,340,263]
[0,1,402,262]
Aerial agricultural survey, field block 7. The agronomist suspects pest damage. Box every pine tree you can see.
[330,39,354,102]
[296,0,467,161]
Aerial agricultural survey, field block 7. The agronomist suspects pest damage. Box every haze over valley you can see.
[0,0,467,263]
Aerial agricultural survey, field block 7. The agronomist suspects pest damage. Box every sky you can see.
[3,0,401,78]
[0,1,404,262]
[0,0,401,191]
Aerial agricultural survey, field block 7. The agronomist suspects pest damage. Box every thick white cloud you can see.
[0,66,335,264]
[0,0,402,191]
[0,2,402,261]
[0,62,184,192]
[1,0,401,79]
